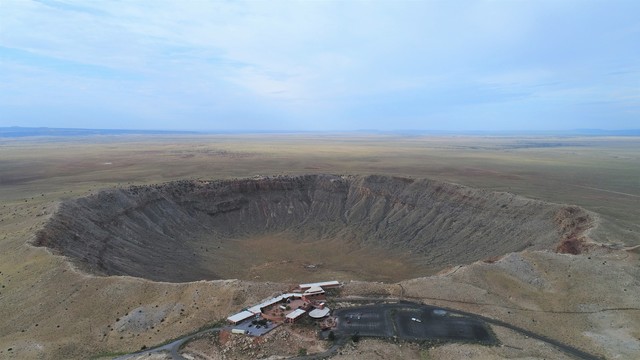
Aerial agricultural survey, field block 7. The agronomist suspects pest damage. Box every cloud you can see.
[1,0,639,130]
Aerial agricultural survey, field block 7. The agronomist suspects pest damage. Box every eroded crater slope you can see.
[34,174,594,282]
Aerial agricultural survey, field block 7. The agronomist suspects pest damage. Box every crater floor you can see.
[34,174,593,282]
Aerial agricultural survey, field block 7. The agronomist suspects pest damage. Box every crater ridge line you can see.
[33,174,595,283]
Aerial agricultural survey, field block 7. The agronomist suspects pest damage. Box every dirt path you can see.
[114,327,224,360]
[568,184,640,198]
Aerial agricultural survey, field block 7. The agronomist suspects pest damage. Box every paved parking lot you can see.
[335,306,394,338]
[395,309,491,341]
[334,302,495,344]
[232,318,279,336]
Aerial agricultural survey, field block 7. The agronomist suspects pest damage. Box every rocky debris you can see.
[183,327,326,359]
[492,252,549,291]
[556,236,586,254]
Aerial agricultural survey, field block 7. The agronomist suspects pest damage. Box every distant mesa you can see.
[33,174,595,283]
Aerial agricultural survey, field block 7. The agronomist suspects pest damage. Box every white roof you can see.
[247,293,303,314]
[227,310,254,323]
[285,308,307,319]
[309,307,331,318]
[299,280,340,289]
[304,286,325,295]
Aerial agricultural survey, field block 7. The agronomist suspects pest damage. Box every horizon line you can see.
[2,126,640,137]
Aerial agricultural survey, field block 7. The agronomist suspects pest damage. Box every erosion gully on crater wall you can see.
[33,174,595,283]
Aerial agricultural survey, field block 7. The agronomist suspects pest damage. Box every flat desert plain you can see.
[0,134,638,359]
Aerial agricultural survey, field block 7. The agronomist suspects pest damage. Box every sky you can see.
[0,0,639,131]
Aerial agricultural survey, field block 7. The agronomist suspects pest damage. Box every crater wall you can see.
[34,175,594,282]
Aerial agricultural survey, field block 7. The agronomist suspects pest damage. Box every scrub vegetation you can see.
[0,134,639,359]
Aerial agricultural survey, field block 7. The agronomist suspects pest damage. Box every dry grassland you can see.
[0,134,638,359]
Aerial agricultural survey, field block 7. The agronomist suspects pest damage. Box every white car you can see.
[411,317,422,322]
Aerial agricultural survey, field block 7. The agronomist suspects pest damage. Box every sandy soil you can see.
[180,326,328,360]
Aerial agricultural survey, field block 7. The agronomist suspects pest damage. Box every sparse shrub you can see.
[298,347,307,356]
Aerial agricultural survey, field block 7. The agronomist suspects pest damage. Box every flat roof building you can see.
[285,308,307,323]
[247,293,303,314]
[298,280,340,290]
[303,286,325,296]
[227,310,255,324]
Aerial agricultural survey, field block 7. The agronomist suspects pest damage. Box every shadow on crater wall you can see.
[33,174,594,282]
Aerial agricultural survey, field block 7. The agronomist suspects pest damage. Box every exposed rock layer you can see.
[34,174,594,282]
